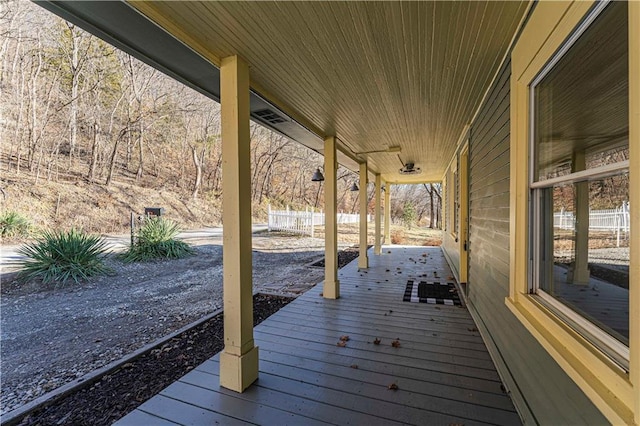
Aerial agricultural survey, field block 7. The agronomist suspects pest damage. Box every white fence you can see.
[267,205,368,237]
[554,202,630,246]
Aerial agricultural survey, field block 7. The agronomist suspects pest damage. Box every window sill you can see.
[505,295,633,425]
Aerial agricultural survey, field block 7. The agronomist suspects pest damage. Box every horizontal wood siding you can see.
[467,58,607,424]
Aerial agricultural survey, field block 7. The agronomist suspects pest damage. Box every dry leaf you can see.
[340,335,350,342]
[468,327,478,332]
[337,341,347,347]
[391,339,401,348]
[373,338,381,345]
[447,276,454,280]
[350,364,358,369]
[388,383,399,390]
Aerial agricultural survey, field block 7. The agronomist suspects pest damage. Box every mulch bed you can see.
[312,246,364,268]
[12,294,292,426]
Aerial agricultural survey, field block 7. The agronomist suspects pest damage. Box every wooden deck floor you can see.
[116,246,521,425]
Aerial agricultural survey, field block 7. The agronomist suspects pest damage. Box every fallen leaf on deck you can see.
[388,383,399,390]
[373,338,381,345]
[350,364,358,369]
[391,339,401,348]
[468,327,478,332]
[340,335,350,342]
[337,341,347,347]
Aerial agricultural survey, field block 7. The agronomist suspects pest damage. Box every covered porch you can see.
[116,246,520,425]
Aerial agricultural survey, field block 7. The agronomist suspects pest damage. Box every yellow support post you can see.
[358,162,368,269]
[219,55,258,393]
[323,136,340,299]
[374,174,382,255]
[629,1,639,421]
[384,183,391,244]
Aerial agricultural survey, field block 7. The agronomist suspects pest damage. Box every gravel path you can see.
[1,233,345,415]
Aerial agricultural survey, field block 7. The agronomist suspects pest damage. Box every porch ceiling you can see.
[130,1,528,183]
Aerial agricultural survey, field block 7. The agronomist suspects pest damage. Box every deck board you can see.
[115,245,522,425]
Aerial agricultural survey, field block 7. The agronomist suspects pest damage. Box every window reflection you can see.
[539,175,630,344]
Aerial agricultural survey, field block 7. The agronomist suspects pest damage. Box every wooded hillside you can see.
[0,1,441,234]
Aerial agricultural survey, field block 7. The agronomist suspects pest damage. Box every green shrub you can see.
[121,217,194,262]
[0,211,31,238]
[402,202,417,230]
[17,229,110,284]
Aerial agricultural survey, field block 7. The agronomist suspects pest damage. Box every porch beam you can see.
[384,183,391,244]
[358,162,369,269]
[374,174,382,255]
[219,55,259,393]
[323,136,340,299]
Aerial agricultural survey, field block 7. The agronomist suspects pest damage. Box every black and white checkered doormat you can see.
[403,280,461,306]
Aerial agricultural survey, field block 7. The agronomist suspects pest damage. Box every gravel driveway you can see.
[0,233,342,415]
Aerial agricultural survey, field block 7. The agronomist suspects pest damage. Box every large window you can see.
[530,1,629,364]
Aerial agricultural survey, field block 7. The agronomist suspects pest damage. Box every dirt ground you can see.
[0,232,346,415]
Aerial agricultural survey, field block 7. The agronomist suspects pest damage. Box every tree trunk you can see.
[191,145,204,199]
[106,128,126,186]
[88,122,99,181]
[136,120,144,180]
[68,23,79,158]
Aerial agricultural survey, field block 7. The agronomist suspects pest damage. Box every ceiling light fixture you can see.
[399,162,422,175]
[311,167,325,182]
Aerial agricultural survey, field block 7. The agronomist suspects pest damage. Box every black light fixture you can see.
[350,182,359,191]
[311,167,325,182]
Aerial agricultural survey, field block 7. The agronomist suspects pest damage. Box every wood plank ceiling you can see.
[130,1,528,183]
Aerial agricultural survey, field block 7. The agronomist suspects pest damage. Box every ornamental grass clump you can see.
[121,217,194,262]
[0,211,32,238]
[17,229,110,284]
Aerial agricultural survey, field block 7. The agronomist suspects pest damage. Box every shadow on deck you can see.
[116,246,521,425]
